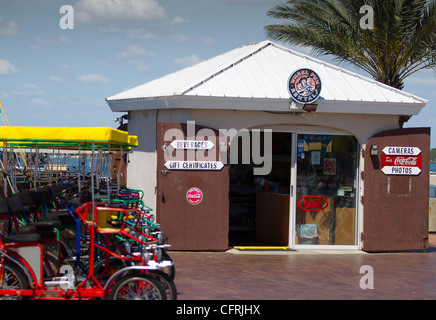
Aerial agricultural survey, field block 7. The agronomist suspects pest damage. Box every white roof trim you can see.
[108,95,424,116]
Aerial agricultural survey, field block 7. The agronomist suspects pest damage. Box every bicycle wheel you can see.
[161,250,175,280]
[0,262,30,300]
[149,270,177,300]
[108,273,166,300]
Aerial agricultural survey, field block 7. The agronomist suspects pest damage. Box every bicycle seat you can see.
[45,212,76,225]
[2,233,41,243]
[21,220,62,233]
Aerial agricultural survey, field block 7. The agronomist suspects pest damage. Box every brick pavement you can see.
[169,233,436,300]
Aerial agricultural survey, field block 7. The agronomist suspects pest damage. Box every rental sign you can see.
[381,146,422,175]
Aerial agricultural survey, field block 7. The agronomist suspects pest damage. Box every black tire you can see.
[162,250,175,281]
[108,273,166,300]
[94,258,126,284]
[0,261,30,300]
[149,270,177,300]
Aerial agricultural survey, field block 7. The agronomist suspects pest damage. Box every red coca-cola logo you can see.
[298,195,328,212]
[186,187,203,205]
[381,154,422,168]
[393,156,417,166]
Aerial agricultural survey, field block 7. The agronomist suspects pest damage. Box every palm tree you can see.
[265,0,436,92]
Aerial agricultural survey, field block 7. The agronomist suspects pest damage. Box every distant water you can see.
[431,163,436,198]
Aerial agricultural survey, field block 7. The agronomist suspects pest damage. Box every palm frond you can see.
[265,0,436,89]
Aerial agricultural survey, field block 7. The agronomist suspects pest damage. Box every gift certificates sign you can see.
[381,146,422,175]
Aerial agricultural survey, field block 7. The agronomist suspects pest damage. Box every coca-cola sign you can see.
[186,187,203,205]
[298,195,328,212]
[393,156,418,166]
[381,147,422,176]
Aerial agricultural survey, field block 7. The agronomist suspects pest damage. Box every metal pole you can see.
[0,101,33,188]
[91,142,95,211]
[106,144,111,205]
[34,146,39,191]
[78,144,81,193]
[2,141,7,197]
[117,147,123,194]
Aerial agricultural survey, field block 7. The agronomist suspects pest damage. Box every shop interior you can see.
[228,131,358,247]
[229,132,292,246]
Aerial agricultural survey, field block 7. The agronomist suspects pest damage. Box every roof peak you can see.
[106,40,427,107]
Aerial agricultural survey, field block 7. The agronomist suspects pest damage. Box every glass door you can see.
[293,134,359,246]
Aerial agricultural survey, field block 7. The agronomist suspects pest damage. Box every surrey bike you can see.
[0,201,170,300]
[0,126,175,300]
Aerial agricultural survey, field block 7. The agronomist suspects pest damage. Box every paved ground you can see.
[169,234,436,300]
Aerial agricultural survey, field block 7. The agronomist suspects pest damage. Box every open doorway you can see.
[228,132,292,247]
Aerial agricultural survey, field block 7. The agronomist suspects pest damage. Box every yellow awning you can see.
[0,126,138,150]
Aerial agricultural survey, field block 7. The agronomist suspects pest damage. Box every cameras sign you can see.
[381,146,422,175]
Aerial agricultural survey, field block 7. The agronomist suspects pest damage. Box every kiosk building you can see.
[106,41,430,251]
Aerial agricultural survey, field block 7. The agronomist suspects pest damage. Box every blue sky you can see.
[0,0,435,146]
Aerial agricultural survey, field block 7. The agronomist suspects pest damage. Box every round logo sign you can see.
[186,187,203,205]
[288,68,322,104]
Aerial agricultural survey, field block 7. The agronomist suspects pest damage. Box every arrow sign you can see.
[170,140,214,150]
[164,161,224,171]
[382,146,421,156]
[381,166,421,175]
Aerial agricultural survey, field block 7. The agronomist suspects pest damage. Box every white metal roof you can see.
[106,41,428,115]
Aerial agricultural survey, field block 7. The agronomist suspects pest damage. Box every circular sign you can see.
[288,68,322,104]
[186,187,203,205]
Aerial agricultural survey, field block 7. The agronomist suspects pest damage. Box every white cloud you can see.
[222,0,280,5]
[200,38,217,46]
[30,35,72,49]
[0,59,17,75]
[1,92,10,99]
[49,76,63,82]
[126,30,159,40]
[59,35,72,44]
[404,75,436,97]
[170,34,190,43]
[12,84,43,96]
[136,64,149,73]
[96,26,159,40]
[405,76,436,86]
[74,0,192,43]
[76,74,111,83]
[75,0,168,25]
[172,16,191,24]
[115,45,156,74]
[116,45,156,59]
[31,98,51,109]
[0,16,20,36]
[174,54,201,67]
